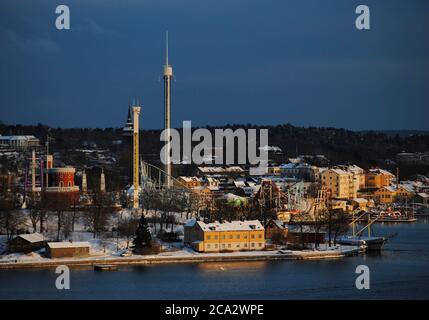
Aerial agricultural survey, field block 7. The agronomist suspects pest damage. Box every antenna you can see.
[165,30,169,66]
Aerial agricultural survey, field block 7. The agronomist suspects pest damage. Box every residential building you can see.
[184,219,265,252]
[0,135,40,150]
[321,168,356,199]
[174,176,202,189]
[365,169,395,189]
[7,233,46,253]
[374,185,414,204]
[280,162,317,181]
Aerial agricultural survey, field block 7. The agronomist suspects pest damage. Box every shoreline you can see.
[0,246,362,270]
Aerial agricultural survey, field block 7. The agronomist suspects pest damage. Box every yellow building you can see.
[321,168,357,199]
[374,185,414,204]
[344,165,366,190]
[365,169,395,189]
[184,219,265,252]
[267,166,281,175]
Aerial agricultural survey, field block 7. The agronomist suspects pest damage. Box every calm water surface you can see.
[1,219,429,299]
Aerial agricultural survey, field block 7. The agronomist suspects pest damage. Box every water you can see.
[1,219,429,300]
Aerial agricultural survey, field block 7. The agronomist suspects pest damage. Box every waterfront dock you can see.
[0,246,361,270]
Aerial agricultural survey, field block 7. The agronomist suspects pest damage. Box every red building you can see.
[44,155,79,203]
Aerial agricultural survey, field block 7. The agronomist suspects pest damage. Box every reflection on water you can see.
[1,219,429,299]
[197,261,268,272]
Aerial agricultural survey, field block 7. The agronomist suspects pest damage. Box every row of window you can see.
[205,234,263,240]
[58,181,73,187]
[206,242,264,249]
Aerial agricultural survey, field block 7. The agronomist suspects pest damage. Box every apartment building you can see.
[365,169,395,189]
[374,185,414,204]
[321,168,356,199]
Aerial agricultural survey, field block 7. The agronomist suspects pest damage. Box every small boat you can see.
[94,264,118,271]
[337,236,387,251]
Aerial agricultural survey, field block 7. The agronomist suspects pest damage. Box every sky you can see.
[0,0,428,131]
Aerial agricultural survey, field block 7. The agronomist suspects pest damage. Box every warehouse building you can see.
[46,241,91,258]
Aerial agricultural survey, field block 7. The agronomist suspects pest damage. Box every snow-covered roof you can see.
[352,198,368,204]
[417,192,429,198]
[0,135,39,141]
[192,219,264,232]
[368,168,395,176]
[198,166,244,173]
[331,168,350,175]
[178,176,201,183]
[184,219,197,228]
[269,220,287,229]
[16,233,45,243]
[234,181,246,188]
[346,164,364,173]
[47,241,91,249]
[383,184,414,193]
[280,163,296,169]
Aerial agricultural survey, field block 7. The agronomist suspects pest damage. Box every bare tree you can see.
[0,186,26,239]
[118,215,139,249]
[44,193,73,241]
[289,212,313,250]
[83,191,113,239]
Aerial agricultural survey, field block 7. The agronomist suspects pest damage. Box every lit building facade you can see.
[184,219,265,252]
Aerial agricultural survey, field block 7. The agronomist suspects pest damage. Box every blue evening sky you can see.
[0,0,428,130]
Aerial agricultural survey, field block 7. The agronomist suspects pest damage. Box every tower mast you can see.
[132,101,141,209]
[163,31,173,188]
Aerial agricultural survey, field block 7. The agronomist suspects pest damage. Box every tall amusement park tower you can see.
[163,31,173,188]
[132,102,141,209]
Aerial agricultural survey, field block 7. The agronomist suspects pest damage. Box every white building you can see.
[0,135,40,150]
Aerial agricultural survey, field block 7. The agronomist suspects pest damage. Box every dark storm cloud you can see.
[0,0,428,130]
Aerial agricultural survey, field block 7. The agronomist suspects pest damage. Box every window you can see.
[59,181,64,187]
[251,243,255,247]
[214,244,218,249]
[222,244,225,248]
[207,244,211,249]
[214,235,218,240]
[251,234,255,239]
[236,234,240,239]
[236,244,240,248]
[228,244,231,248]
[207,235,211,240]
[222,235,226,240]
[229,235,233,239]
[258,234,262,239]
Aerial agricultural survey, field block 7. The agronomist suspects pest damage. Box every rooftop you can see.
[186,219,264,232]
[47,241,91,249]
